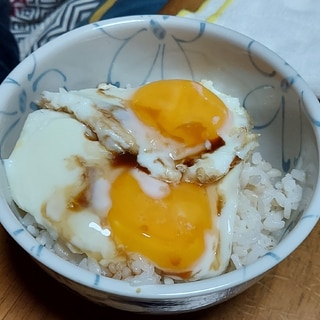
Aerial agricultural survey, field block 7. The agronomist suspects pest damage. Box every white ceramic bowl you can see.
[0,15,319,314]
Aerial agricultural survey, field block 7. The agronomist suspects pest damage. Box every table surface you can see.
[1,1,320,319]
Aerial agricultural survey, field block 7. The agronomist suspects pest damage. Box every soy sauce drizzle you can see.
[179,137,225,167]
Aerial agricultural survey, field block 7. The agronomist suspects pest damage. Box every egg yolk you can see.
[129,79,228,147]
[107,170,216,273]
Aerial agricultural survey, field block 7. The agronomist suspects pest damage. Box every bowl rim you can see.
[0,14,320,300]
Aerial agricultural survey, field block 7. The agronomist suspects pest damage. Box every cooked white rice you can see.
[20,151,305,285]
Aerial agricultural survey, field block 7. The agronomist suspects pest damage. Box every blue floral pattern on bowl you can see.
[1,16,318,172]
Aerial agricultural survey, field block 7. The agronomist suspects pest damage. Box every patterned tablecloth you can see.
[9,0,169,59]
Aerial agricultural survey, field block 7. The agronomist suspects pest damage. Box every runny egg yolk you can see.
[129,79,229,147]
[107,170,215,274]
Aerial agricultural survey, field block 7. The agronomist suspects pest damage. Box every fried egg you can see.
[4,79,259,281]
[39,79,258,184]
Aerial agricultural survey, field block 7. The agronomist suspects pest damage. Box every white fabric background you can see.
[182,0,320,97]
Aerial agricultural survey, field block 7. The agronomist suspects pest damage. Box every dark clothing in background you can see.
[0,0,20,83]
[9,0,169,59]
[2,0,170,83]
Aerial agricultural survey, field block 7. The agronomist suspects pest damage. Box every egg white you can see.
[4,110,118,262]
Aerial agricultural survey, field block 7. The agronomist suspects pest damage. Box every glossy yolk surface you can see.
[129,79,228,147]
[107,170,215,273]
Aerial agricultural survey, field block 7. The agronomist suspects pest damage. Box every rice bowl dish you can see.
[0,15,319,313]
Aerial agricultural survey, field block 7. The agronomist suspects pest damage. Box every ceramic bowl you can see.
[0,15,319,314]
